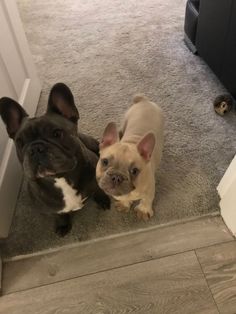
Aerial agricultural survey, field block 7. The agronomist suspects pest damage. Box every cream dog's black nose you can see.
[111,174,124,185]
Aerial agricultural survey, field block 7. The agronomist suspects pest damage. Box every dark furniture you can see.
[184,0,236,99]
[184,0,200,53]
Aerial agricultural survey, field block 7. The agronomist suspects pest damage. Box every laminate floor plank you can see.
[0,251,218,314]
[3,216,232,294]
[196,241,236,314]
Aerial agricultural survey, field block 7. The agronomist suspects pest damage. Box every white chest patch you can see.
[55,178,87,214]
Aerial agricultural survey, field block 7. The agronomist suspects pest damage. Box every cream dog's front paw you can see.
[135,206,154,221]
[114,201,130,213]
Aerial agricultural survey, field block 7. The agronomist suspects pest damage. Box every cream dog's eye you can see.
[101,158,109,167]
[130,167,139,176]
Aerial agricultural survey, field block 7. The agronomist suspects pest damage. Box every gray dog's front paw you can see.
[94,190,111,210]
[55,214,72,237]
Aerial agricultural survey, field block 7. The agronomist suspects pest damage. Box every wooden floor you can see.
[0,215,235,313]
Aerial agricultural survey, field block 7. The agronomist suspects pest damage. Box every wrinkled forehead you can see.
[101,143,141,168]
[17,114,74,138]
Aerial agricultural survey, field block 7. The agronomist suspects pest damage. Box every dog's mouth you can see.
[36,168,56,178]
[106,187,134,197]
[35,158,78,178]
[98,179,135,197]
[106,188,127,197]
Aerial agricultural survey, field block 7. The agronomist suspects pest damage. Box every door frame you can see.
[217,155,236,236]
[0,0,41,238]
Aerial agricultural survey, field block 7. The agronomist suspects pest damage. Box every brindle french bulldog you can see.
[0,83,110,236]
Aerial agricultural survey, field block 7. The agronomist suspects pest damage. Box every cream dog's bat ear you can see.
[137,132,155,161]
[100,122,118,150]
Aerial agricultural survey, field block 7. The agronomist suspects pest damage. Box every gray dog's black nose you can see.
[30,143,46,156]
[111,174,124,185]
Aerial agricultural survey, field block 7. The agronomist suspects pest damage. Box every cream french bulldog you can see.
[96,95,164,220]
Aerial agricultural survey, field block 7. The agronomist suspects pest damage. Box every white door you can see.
[218,155,236,236]
[0,0,41,238]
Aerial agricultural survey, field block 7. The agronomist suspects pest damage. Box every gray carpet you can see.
[2,0,236,258]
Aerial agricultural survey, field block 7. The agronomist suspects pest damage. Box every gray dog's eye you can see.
[53,129,63,139]
[101,158,109,167]
[130,167,139,177]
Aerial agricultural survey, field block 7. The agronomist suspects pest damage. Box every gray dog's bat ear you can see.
[0,97,28,139]
[47,83,80,124]
[100,122,118,150]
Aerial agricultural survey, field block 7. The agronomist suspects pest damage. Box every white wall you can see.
[218,155,236,237]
